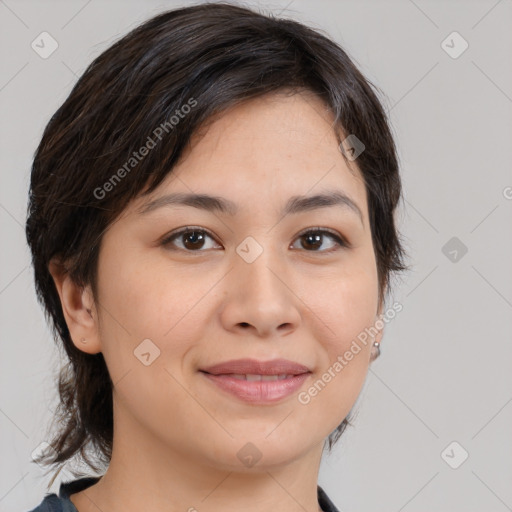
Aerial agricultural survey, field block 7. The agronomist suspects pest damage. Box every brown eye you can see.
[161,227,220,252]
[181,230,206,250]
[292,229,347,253]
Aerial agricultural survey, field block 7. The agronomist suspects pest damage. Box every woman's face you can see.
[73,91,382,470]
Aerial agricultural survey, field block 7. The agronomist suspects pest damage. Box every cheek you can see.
[97,245,191,334]
[95,248,217,373]
[314,256,379,351]
[297,269,378,434]
[94,252,208,423]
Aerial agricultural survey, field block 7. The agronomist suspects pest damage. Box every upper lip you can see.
[200,358,311,376]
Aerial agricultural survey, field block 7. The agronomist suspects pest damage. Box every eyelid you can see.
[160,225,349,251]
[291,226,349,252]
[294,226,349,246]
[160,225,220,246]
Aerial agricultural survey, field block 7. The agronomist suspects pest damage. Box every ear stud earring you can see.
[370,340,380,361]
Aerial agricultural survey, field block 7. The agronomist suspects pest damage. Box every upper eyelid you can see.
[163,226,347,247]
[164,226,218,242]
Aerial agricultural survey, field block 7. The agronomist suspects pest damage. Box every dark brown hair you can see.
[25,1,408,486]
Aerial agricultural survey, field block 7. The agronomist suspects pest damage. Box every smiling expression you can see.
[73,90,383,470]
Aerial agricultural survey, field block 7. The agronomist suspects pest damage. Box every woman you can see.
[25,2,408,511]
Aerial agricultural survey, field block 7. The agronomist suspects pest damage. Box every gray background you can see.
[1,0,511,511]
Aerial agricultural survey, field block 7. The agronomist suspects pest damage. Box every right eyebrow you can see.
[137,189,364,225]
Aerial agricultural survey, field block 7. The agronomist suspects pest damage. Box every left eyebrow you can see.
[137,190,364,225]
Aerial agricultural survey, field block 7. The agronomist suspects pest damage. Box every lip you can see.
[199,358,312,404]
[200,358,311,376]
[200,372,311,404]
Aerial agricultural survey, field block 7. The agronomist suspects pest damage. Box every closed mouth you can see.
[201,372,300,381]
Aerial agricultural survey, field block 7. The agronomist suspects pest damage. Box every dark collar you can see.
[317,485,340,512]
[59,477,340,512]
[58,476,100,511]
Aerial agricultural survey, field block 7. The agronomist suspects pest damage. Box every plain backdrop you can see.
[1,1,511,511]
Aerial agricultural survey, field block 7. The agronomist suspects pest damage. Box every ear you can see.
[48,258,102,354]
[374,322,384,344]
[374,292,386,344]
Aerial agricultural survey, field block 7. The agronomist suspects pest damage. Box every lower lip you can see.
[200,372,311,404]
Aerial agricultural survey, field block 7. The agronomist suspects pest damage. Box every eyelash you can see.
[160,226,349,254]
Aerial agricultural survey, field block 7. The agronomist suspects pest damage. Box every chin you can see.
[204,435,315,472]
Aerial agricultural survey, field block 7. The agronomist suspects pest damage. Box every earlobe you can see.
[375,288,387,345]
[48,258,102,355]
[374,326,384,344]
[374,304,385,345]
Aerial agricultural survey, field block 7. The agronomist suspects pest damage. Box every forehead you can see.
[130,91,367,220]
[185,91,350,166]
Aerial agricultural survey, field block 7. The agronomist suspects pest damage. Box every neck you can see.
[71,399,326,512]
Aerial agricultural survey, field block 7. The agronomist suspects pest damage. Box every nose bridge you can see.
[221,231,301,336]
[235,232,286,298]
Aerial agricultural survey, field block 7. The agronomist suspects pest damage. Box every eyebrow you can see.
[137,190,364,224]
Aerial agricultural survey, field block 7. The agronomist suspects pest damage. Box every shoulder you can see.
[26,475,101,512]
[26,493,64,512]
[318,485,340,512]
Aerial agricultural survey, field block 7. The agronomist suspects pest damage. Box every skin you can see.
[50,90,384,512]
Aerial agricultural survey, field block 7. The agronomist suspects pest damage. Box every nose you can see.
[219,247,301,338]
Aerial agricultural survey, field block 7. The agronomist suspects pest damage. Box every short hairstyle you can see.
[25,1,408,483]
